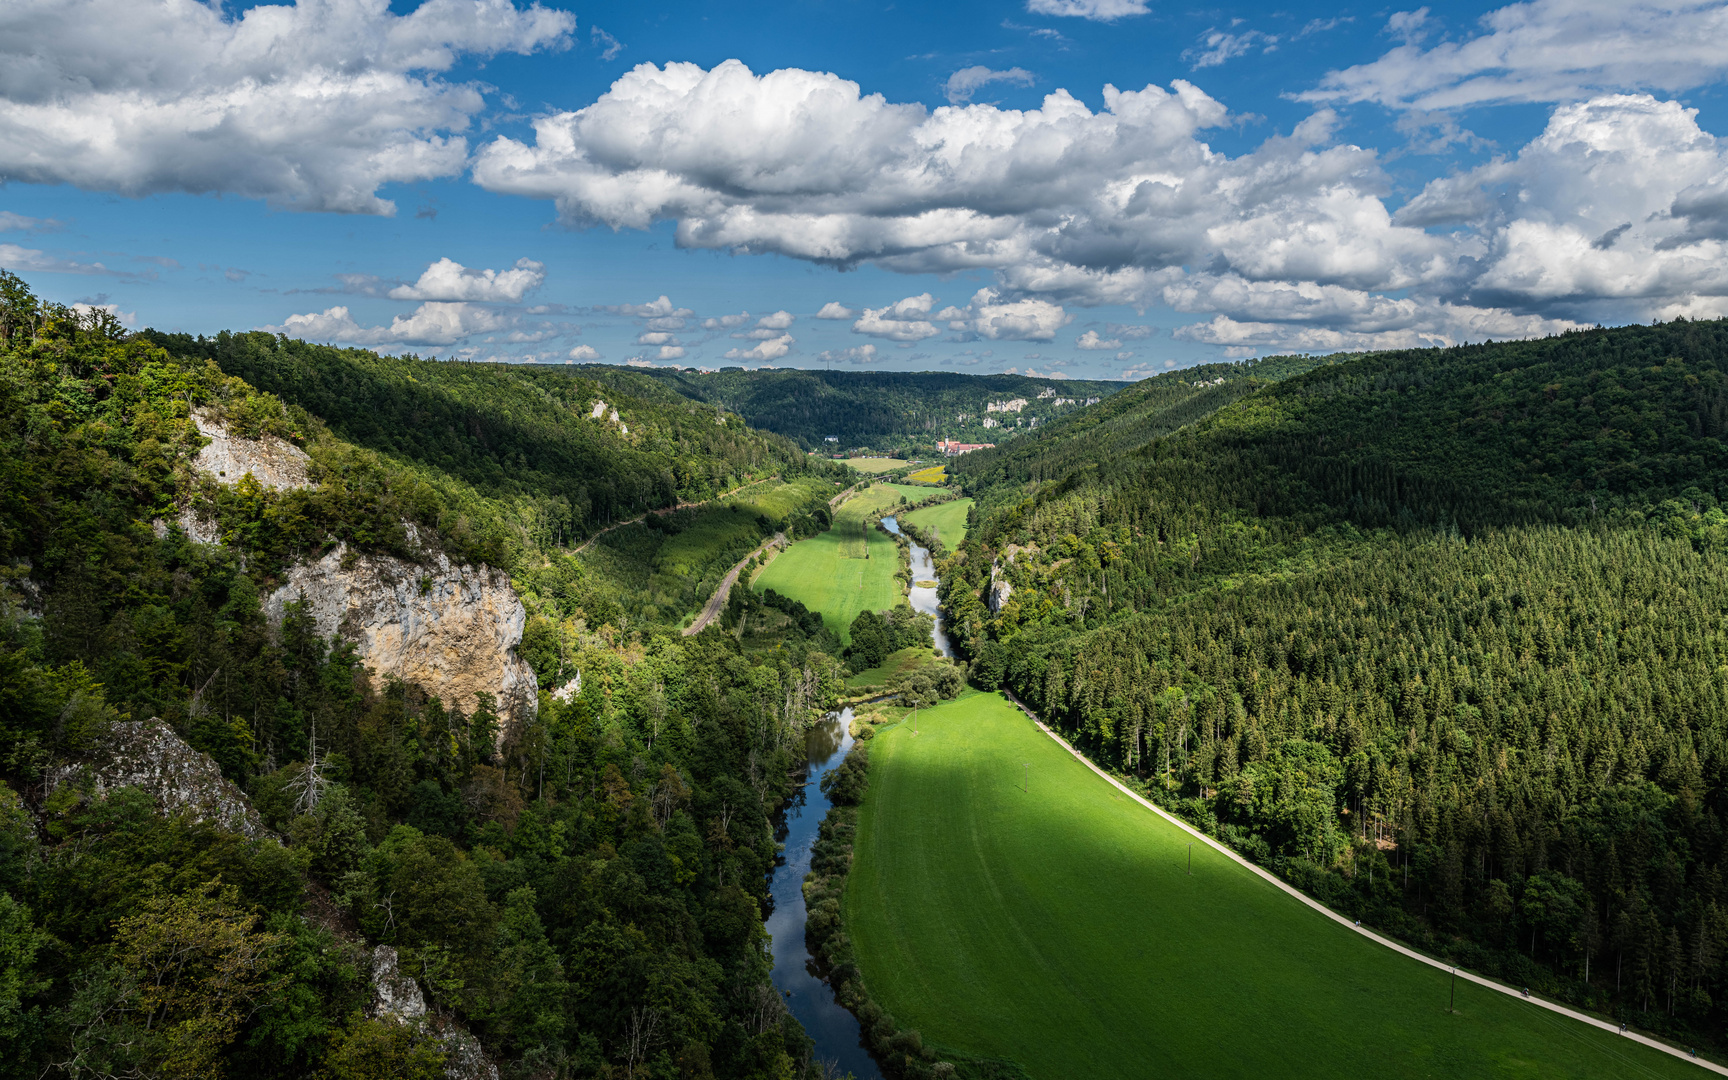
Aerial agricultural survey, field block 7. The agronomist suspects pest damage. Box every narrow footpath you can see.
[1001,689,1728,1076]
[683,532,785,636]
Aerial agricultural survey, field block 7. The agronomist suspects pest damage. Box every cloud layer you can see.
[0,0,573,214]
[1307,1,1728,111]
[474,57,1728,352]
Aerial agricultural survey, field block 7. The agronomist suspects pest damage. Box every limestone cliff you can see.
[264,545,537,722]
[190,407,312,491]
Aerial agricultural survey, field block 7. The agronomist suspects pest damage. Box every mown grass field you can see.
[846,692,1703,1080]
[753,485,909,642]
[844,646,943,692]
[901,497,971,549]
[833,483,929,557]
[840,457,909,473]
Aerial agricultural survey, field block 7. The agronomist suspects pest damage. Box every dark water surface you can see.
[766,709,883,1079]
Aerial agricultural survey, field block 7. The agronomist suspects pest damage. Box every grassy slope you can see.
[846,692,1700,1080]
[580,475,835,624]
[842,458,910,473]
[902,498,971,549]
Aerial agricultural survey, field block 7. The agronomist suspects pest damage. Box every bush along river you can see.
[879,516,953,657]
[767,708,883,1079]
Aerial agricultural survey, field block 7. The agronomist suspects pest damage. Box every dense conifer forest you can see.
[0,275,848,1079]
[942,317,1728,1047]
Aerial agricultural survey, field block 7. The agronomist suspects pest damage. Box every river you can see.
[880,517,953,657]
[766,708,883,1079]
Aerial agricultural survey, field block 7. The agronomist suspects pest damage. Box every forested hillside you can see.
[147,330,825,542]
[615,367,1123,453]
[943,318,1728,1048]
[0,275,845,1079]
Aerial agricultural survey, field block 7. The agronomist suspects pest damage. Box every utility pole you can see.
[1450,967,1457,1013]
[1187,843,1193,876]
[1023,763,1029,793]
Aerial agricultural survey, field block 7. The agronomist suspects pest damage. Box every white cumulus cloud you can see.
[607,294,693,318]
[1024,0,1150,20]
[568,344,601,361]
[702,311,750,329]
[816,302,855,320]
[1076,329,1121,349]
[944,66,1036,105]
[0,242,109,275]
[475,59,1728,351]
[263,301,512,346]
[1186,29,1279,70]
[817,344,879,364]
[1305,0,1728,111]
[755,309,795,329]
[946,289,1071,341]
[388,257,545,301]
[725,334,795,361]
[0,0,574,215]
[852,294,941,342]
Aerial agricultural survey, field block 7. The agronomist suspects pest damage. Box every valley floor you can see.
[845,692,1707,1080]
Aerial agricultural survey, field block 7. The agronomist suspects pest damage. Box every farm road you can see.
[683,532,785,636]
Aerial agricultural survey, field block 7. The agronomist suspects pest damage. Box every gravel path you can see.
[1001,688,1728,1076]
[683,532,784,636]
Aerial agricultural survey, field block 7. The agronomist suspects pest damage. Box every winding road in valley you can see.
[683,532,785,636]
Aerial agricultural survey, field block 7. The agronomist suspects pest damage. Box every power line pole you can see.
[1188,842,1193,876]
[1022,762,1029,793]
[1450,967,1457,1013]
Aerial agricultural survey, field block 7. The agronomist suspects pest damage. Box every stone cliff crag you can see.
[45,717,268,838]
[264,544,537,723]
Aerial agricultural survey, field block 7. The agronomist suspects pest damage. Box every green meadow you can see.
[582,475,833,624]
[901,497,972,549]
[846,692,1703,1080]
[840,457,910,473]
[752,484,913,643]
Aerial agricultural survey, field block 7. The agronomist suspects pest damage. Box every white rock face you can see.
[190,408,312,490]
[988,578,1013,614]
[371,946,428,1021]
[264,545,537,722]
[46,718,268,839]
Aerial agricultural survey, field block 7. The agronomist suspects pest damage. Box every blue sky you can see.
[5,0,1728,380]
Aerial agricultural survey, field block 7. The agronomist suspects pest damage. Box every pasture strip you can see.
[1002,688,1728,1076]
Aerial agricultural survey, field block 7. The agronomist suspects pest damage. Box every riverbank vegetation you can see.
[841,692,1699,1078]
[940,317,1728,1052]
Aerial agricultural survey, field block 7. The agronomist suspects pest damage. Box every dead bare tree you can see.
[623,1006,660,1079]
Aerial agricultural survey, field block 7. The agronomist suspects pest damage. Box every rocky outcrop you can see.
[264,545,536,722]
[371,946,499,1080]
[45,718,268,838]
[987,578,1013,614]
[190,408,312,491]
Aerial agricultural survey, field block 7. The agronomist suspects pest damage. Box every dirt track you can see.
[683,532,785,636]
